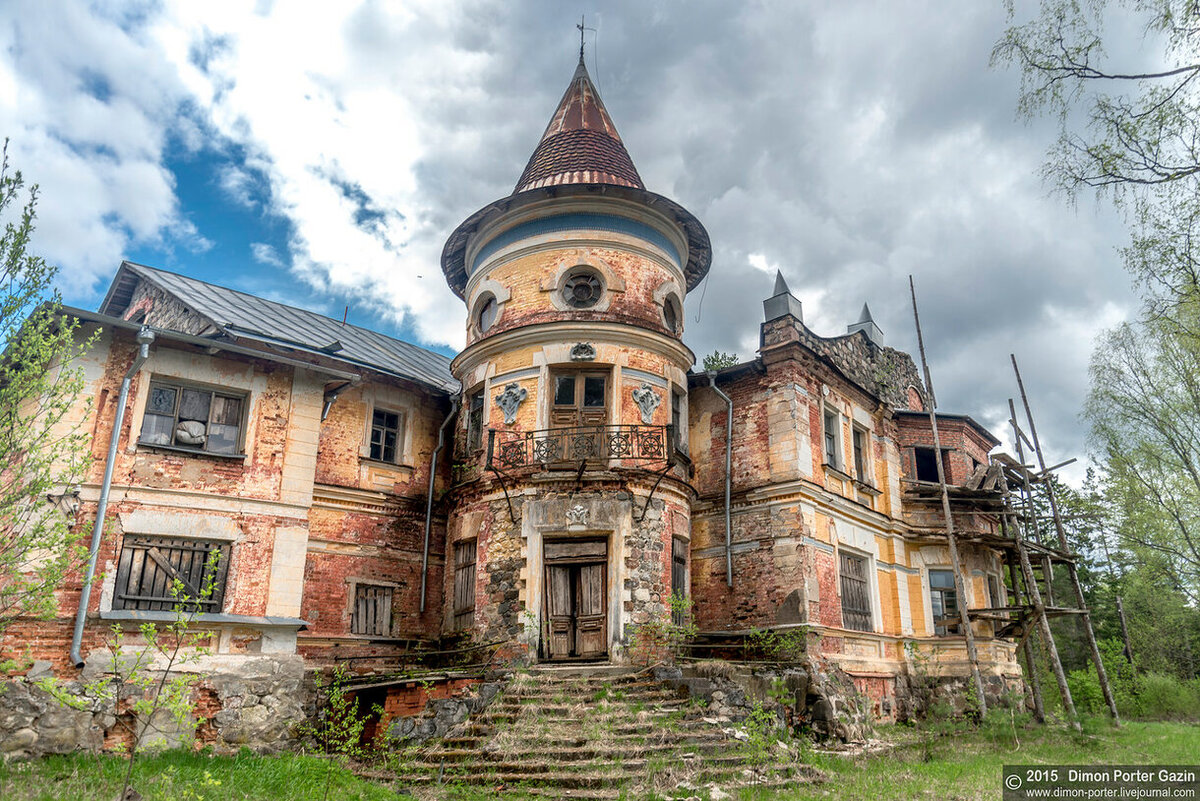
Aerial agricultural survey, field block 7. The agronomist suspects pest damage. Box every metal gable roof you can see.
[102,262,458,393]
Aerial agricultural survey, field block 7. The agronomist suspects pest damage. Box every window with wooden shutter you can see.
[453,540,477,631]
[113,536,230,612]
[839,552,872,632]
[351,584,394,637]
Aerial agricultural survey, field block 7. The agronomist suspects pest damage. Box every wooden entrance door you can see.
[544,539,608,660]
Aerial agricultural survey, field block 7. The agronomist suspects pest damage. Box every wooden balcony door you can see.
[550,371,608,428]
[544,538,608,661]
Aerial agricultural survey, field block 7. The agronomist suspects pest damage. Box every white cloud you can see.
[250,242,282,267]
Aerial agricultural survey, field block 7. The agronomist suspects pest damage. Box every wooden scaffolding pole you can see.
[1009,400,1080,730]
[909,277,988,716]
[1001,535,1045,722]
[1012,356,1120,724]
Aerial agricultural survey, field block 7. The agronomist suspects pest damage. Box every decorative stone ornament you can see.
[569,343,596,361]
[494,382,528,424]
[631,383,661,424]
[566,504,589,526]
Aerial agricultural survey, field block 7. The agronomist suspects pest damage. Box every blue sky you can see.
[1,1,1154,476]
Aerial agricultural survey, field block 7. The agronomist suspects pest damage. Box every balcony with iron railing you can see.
[486,424,677,472]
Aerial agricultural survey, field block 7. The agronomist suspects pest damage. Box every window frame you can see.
[928,568,959,636]
[913,446,952,483]
[138,378,248,457]
[112,534,231,612]
[466,389,485,452]
[475,293,499,334]
[350,582,395,637]
[562,268,605,309]
[452,539,477,631]
[823,407,843,470]
[852,425,870,482]
[838,550,873,632]
[368,406,405,464]
[549,369,609,427]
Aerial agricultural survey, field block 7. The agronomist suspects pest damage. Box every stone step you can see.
[418,741,729,764]
[411,753,757,772]
[484,698,692,716]
[457,716,727,738]
[439,729,732,749]
[397,761,803,789]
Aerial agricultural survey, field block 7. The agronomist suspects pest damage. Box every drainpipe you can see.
[71,325,155,668]
[707,371,733,587]
[420,397,460,613]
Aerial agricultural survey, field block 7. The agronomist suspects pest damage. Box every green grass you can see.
[0,749,397,801]
[739,718,1200,801]
[2,720,1197,800]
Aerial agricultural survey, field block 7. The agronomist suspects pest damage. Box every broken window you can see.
[671,537,688,626]
[453,539,477,631]
[839,552,872,632]
[139,381,245,455]
[351,584,394,637]
[113,535,230,612]
[913,446,952,483]
[466,390,484,452]
[929,569,959,636]
[369,408,403,463]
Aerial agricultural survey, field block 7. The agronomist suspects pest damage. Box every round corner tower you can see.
[440,54,711,664]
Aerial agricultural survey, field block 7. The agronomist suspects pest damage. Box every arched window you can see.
[477,295,498,333]
[662,295,681,333]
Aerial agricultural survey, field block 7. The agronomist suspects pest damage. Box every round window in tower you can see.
[477,295,498,333]
[563,270,603,309]
[663,296,681,334]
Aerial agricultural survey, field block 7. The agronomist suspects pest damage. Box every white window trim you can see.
[823,406,844,471]
[361,390,415,466]
[836,545,878,634]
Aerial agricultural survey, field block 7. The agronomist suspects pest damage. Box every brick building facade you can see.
[2,54,1020,755]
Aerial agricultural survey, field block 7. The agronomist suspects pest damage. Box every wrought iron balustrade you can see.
[487,424,675,471]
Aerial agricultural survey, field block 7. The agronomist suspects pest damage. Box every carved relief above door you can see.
[543,538,608,661]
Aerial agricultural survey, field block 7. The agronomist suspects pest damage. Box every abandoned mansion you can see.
[3,54,1032,751]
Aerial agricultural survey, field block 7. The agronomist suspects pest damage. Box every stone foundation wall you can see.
[0,655,312,761]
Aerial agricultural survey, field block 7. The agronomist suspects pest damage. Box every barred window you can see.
[351,584,394,637]
[139,381,245,455]
[113,535,230,612]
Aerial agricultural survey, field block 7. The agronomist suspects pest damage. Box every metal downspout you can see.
[70,325,155,668]
[420,397,460,613]
[707,372,733,587]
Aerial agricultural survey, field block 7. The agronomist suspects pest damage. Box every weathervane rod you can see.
[578,16,586,60]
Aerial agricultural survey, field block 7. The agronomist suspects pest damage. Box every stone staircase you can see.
[389,665,817,799]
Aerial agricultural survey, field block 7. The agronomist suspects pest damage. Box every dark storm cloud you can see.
[390,1,1137,474]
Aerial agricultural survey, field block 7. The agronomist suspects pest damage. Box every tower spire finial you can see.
[577,16,586,62]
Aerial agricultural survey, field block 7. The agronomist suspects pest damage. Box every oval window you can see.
[563,271,603,309]
[478,296,498,333]
[663,297,680,333]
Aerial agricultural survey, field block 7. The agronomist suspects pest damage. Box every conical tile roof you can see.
[514,57,644,193]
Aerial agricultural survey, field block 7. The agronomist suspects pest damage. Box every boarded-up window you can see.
[351,585,393,637]
[671,538,688,626]
[453,540,477,631]
[839,552,872,632]
[113,535,230,612]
